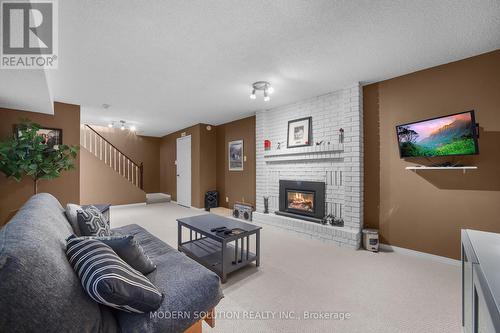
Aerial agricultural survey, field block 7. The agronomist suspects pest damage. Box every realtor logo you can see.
[1,0,58,69]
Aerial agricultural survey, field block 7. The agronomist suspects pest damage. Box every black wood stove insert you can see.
[275,180,325,223]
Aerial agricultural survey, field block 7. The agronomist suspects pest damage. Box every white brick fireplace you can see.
[254,83,363,248]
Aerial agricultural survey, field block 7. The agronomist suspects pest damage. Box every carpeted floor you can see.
[111,202,461,333]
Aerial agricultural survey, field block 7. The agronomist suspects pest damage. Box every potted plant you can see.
[0,120,79,194]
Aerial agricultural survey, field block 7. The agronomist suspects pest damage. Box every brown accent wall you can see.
[159,117,255,210]
[216,116,256,208]
[80,149,146,205]
[364,50,500,259]
[0,102,81,225]
[89,126,161,193]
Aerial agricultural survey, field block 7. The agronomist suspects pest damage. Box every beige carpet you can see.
[111,202,461,333]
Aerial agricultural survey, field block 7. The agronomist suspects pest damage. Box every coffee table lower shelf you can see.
[179,237,257,283]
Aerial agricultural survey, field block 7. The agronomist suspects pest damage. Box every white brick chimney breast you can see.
[254,83,363,248]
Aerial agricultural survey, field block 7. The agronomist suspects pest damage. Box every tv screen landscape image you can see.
[396,111,479,158]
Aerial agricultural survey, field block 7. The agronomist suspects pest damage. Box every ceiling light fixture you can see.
[106,120,137,133]
[250,81,273,101]
[263,90,270,102]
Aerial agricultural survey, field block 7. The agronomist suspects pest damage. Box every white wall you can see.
[255,83,363,247]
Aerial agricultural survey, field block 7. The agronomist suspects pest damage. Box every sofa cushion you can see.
[77,205,111,236]
[72,234,156,274]
[113,224,224,333]
[66,235,163,313]
[65,203,83,236]
[0,193,118,333]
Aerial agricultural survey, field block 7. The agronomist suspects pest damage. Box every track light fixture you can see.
[107,120,137,133]
[250,81,273,102]
[101,99,137,134]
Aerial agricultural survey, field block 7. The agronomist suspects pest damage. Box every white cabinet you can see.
[462,240,475,333]
[462,230,500,333]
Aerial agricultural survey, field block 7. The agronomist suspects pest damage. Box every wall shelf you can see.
[405,166,478,174]
[264,144,343,157]
[263,144,343,163]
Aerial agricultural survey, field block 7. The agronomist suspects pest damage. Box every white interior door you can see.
[176,135,191,207]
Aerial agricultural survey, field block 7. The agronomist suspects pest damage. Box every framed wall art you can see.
[228,139,244,171]
[15,125,63,149]
[287,117,312,148]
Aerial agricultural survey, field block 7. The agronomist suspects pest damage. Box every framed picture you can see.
[287,116,312,148]
[15,126,63,149]
[228,139,244,171]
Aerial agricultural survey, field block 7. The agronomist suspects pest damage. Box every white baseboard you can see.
[379,243,460,266]
[170,200,205,211]
[110,202,146,208]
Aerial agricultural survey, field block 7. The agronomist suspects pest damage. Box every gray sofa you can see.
[0,193,223,333]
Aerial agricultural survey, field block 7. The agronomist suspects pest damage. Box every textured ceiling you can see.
[0,70,53,114]
[2,1,500,136]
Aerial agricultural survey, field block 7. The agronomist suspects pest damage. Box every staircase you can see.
[80,124,144,190]
[80,125,171,206]
[146,193,171,204]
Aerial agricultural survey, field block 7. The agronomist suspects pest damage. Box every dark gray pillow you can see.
[77,205,111,236]
[66,235,163,313]
[74,235,156,274]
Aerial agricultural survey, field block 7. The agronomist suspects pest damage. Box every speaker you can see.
[233,202,253,221]
[204,191,218,211]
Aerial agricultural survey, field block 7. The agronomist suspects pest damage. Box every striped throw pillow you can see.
[66,235,163,313]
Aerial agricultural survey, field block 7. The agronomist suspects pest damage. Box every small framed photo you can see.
[287,116,312,148]
[15,126,63,150]
[228,139,244,171]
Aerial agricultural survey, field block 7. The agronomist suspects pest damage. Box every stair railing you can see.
[81,124,144,190]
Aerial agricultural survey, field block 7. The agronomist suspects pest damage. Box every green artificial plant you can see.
[0,120,79,194]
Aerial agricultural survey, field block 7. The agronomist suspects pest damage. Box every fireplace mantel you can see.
[263,144,344,163]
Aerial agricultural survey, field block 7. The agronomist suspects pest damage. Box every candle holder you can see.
[263,196,269,214]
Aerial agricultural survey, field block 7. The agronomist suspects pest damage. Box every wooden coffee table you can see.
[177,214,262,283]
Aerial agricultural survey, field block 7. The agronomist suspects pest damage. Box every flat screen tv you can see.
[396,110,479,158]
